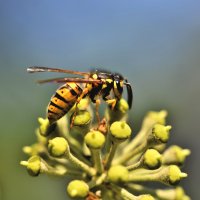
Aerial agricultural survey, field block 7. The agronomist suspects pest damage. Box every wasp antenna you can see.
[124,80,133,109]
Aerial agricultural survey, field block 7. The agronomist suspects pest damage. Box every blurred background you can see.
[0,0,199,199]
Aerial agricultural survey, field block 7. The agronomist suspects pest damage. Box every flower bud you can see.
[77,98,90,110]
[116,98,129,113]
[110,121,132,141]
[156,186,191,200]
[144,149,162,169]
[161,165,187,185]
[162,145,191,165]
[139,194,155,200]
[105,99,129,123]
[175,187,191,200]
[151,124,172,143]
[84,131,105,149]
[147,110,168,125]
[22,143,46,156]
[108,165,129,183]
[38,117,56,136]
[48,137,68,157]
[67,180,89,198]
[20,155,42,176]
[73,110,91,126]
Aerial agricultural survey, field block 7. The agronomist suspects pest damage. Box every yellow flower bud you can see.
[147,110,168,125]
[110,121,131,140]
[168,165,187,185]
[116,98,129,113]
[48,137,68,157]
[77,98,90,110]
[67,180,89,198]
[162,145,191,165]
[144,149,162,169]
[38,117,56,136]
[20,155,41,176]
[108,165,129,183]
[73,110,91,126]
[152,124,172,143]
[139,194,155,200]
[84,131,105,149]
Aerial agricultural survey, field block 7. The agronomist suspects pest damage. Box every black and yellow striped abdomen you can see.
[47,83,82,124]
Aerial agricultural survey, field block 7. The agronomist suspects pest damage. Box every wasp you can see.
[27,66,133,126]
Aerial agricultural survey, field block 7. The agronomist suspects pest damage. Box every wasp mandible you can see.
[27,66,133,126]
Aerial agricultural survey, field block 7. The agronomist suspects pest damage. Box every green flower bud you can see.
[48,137,68,157]
[128,165,187,186]
[69,98,90,114]
[161,165,187,185]
[67,180,89,198]
[105,98,129,123]
[110,121,132,141]
[152,124,172,143]
[38,117,56,136]
[22,146,32,155]
[73,110,91,126]
[144,149,162,169]
[175,187,191,200]
[108,165,129,183]
[84,131,105,149]
[20,155,41,176]
[70,110,92,137]
[156,186,190,200]
[77,98,90,110]
[22,143,46,156]
[153,143,166,152]
[36,129,48,144]
[162,145,191,165]
[168,165,187,185]
[147,110,168,125]
[139,194,155,200]
[116,98,129,113]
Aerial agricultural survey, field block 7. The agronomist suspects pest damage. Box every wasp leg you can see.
[106,99,117,110]
[102,92,117,110]
[70,88,89,128]
[95,99,101,125]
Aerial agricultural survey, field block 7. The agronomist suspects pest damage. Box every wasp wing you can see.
[37,77,102,84]
[27,66,90,76]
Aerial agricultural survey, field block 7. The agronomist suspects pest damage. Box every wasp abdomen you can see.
[47,83,82,124]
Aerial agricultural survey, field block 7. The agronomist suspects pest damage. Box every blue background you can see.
[0,0,200,199]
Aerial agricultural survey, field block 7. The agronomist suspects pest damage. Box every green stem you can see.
[91,149,104,174]
[127,157,144,171]
[65,150,96,177]
[126,183,156,196]
[105,142,119,169]
[122,118,155,154]
[70,145,91,165]
[114,141,147,165]
[128,169,161,182]
[111,184,138,200]
[88,173,107,189]
[47,167,83,177]
[129,166,163,176]
[127,183,183,200]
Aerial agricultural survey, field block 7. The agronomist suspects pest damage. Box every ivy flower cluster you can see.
[21,98,190,200]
